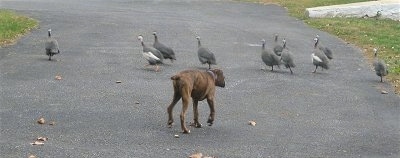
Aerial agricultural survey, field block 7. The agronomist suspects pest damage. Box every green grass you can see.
[306,18,400,74]
[0,9,38,46]
[240,0,400,93]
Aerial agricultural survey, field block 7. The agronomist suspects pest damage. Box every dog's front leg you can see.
[206,97,215,126]
[191,100,202,128]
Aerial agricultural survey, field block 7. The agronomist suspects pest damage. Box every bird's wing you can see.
[321,47,333,59]
[198,47,216,64]
[311,53,322,62]
[155,43,175,56]
[45,38,60,53]
[143,52,160,61]
[198,47,213,58]
[374,60,387,71]
[45,39,59,49]
[147,47,163,60]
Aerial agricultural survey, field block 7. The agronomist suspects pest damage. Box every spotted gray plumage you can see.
[196,36,216,69]
[273,34,283,56]
[152,32,176,63]
[280,39,296,74]
[311,37,329,73]
[373,48,388,82]
[45,29,60,61]
[261,39,281,71]
[316,35,333,60]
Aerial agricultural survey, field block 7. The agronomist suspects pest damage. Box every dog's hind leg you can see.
[206,97,216,126]
[180,96,190,133]
[167,92,181,128]
[180,88,191,134]
[191,100,202,128]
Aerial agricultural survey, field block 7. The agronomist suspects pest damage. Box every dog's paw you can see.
[167,122,174,128]
[183,130,191,134]
[189,122,202,128]
[207,119,214,126]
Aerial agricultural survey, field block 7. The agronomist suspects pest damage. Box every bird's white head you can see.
[282,38,286,48]
[138,35,143,41]
[373,48,378,57]
[196,36,200,40]
[152,31,157,35]
[261,39,266,44]
[47,29,52,37]
[313,37,319,48]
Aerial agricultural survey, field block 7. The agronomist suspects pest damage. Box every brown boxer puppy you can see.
[167,69,225,134]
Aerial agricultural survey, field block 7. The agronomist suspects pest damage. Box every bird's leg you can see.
[271,66,274,71]
[48,55,52,61]
[312,66,318,73]
[208,63,211,70]
[289,67,293,74]
[381,76,383,82]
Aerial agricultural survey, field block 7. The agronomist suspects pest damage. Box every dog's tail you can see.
[171,75,180,80]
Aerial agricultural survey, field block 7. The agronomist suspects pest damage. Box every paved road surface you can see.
[0,0,399,157]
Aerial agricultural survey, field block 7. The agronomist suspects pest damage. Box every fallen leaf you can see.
[381,90,388,94]
[30,141,44,145]
[174,134,180,138]
[134,101,140,104]
[55,75,62,80]
[189,152,203,158]
[248,120,256,126]
[116,81,122,83]
[28,154,36,158]
[37,118,45,124]
[37,137,48,142]
[49,121,56,126]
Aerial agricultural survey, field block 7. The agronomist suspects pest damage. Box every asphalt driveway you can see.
[0,0,399,157]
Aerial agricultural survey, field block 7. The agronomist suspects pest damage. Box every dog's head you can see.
[210,69,225,88]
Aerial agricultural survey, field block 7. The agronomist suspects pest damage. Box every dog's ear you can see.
[171,75,180,80]
[213,69,225,88]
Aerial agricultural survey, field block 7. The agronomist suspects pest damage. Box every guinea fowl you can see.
[316,35,333,60]
[311,37,329,73]
[280,39,296,74]
[261,39,281,71]
[138,35,163,71]
[373,48,388,82]
[152,32,176,63]
[273,34,283,56]
[196,36,216,69]
[142,51,161,71]
[45,29,60,61]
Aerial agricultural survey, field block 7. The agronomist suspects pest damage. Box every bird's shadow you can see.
[310,71,330,75]
[160,63,174,67]
[141,67,161,72]
[260,68,283,74]
[37,57,60,62]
